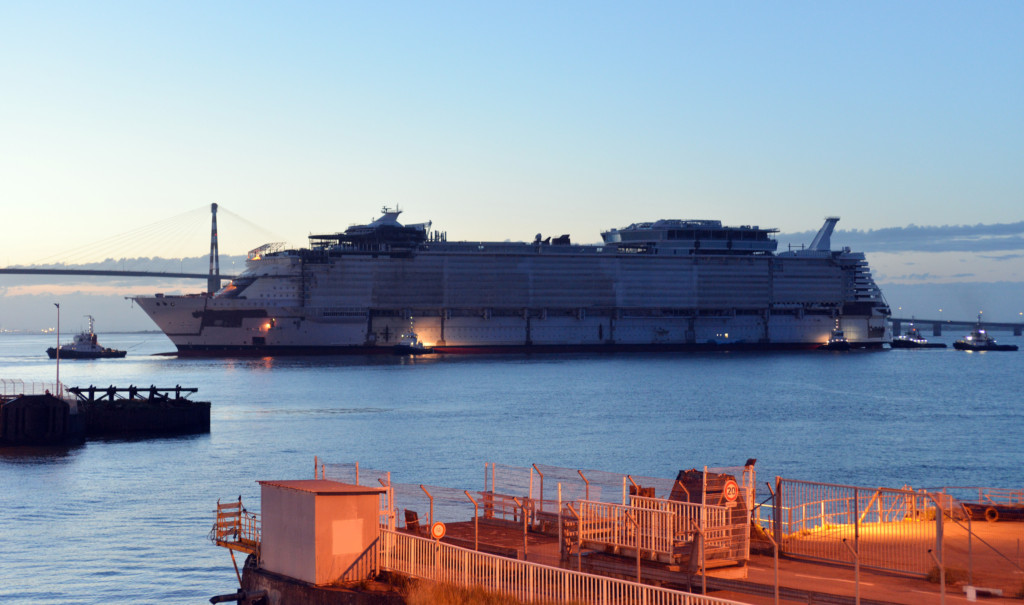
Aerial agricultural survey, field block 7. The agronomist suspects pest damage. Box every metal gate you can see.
[770,478,943,576]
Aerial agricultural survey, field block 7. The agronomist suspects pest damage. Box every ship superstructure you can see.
[133,209,890,354]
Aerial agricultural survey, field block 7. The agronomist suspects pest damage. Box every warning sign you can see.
[723,479,739,502]
[430,521,446,540]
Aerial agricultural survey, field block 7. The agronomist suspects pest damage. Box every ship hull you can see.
[46,347,127,359]
[952,342,1018,352]
[134,292,889,356]
[890,340,946,349]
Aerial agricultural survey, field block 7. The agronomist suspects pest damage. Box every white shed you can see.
[258,479,385,585]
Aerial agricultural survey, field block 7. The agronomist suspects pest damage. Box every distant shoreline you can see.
[0,330,165,336]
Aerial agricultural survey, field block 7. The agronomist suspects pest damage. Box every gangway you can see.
[210,497,261,585]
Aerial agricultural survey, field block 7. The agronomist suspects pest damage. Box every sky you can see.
[1,1,1023,324]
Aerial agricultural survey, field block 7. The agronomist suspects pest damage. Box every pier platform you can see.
[0,384,209,445]
[211,461,1024,605]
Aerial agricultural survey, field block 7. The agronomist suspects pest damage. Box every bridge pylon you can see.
[208,203,221,294]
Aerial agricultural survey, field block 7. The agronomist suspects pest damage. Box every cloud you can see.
[779,221,1024,254]
[979,253,1024,261]
[889,272,978,282]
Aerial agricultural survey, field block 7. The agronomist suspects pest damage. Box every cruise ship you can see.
[133,209,890,354]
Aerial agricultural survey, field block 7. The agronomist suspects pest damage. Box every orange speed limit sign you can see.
[430,521,446,540]
[724,480,739,502]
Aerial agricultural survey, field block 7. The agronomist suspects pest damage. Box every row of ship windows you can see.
[665,230,770,241]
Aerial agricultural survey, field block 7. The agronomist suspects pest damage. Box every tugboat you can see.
[46,316,127,359]
[818,327,851,351]
[891,323,947,349]
[392,321,433,355]
[953,315,1018,352]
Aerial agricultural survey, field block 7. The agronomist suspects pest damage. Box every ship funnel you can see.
[808,217,839,251]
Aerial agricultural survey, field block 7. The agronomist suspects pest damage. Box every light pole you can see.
[54,302,60,391]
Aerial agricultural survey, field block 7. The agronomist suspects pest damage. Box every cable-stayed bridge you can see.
[0,204,255,292]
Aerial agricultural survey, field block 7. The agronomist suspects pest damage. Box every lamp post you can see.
[54,302,60,391]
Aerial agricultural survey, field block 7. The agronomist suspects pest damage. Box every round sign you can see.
[723,479,739,502]
[430,521,446,540]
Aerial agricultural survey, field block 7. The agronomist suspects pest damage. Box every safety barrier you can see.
[770,478,942,576]
[379,528,747,605]
[0,379,66,401]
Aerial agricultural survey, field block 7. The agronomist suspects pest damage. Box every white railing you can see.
[379,529,747,605]
[629,495,727,536]
[577,499,728,558]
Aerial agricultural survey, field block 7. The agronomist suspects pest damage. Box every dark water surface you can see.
[2,332,1022,603]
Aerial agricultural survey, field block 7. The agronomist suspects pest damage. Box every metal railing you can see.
[0,379,67,401]
[925,486,1024,506]
[379,528,747,605]
[211,498,261,556]
[769,478,943,576]
[629,495,726,538]
[577,499,730,560]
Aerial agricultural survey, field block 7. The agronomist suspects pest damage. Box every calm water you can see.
[2,331,1023,603]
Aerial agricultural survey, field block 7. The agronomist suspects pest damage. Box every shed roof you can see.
[258,479,385,495]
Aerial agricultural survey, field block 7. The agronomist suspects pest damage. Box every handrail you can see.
[378,528,748,605]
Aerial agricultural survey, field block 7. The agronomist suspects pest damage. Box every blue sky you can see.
[1,1,1022,280]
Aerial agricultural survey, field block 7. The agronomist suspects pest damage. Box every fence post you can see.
[772,477,782,549]
[530,466,535,505]
[578,469,590,501]
[465,490,479,551]
[626,510,641,583]
[558,483,563,552]
[533,463,544,513]
[513,497,528,559]
[842,538,860,605]
[964,506,973,586]
[568,502,582,571]
[928,549,945,605]
[763,527,780,605]
[420,484,434,527]
[854,487,859,554]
